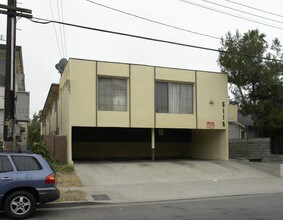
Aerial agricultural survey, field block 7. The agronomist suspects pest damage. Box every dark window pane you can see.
[98,78,113,110]
[156,82,168,113]
[113,79,127,111]
[0,156,13,172]
[12,156,42,171]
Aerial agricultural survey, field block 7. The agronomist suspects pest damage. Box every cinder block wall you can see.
[229,138,270,159]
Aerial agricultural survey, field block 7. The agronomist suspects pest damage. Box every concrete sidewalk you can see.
[68,160,283,204]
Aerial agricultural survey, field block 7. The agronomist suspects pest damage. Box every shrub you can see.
[29,141,51,161]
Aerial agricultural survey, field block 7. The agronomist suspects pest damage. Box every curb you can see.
[41,201,110,209]
[41,192,283,209]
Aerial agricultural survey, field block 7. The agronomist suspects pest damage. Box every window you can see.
[0,156,13,173]
[240,129,246,139]
[12,156,42,171]
[156,82,193,114]
[98,77,127,111]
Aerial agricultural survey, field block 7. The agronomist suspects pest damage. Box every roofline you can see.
[41,83,59,120]
[67,57,223,75]
[229,121,246,129]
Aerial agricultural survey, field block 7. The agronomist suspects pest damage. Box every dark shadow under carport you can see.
[72,127,192,161]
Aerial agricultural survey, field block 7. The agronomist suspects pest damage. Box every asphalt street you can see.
[2,193,281,220]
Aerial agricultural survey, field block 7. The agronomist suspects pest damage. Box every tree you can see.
[218,29,283,152]
[27,111,50,159]
[28,111,42,146]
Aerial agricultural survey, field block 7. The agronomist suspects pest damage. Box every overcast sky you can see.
[1,0,283,117]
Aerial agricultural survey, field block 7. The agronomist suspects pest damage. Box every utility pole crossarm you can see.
[0,3,32,18]
[0,4,32,14]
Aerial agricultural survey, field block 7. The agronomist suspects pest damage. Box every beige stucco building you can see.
[41,58,228,164]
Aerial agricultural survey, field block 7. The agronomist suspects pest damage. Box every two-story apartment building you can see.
[41,58,228,164]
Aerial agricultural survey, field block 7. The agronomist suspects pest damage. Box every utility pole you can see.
[0,1,32,149]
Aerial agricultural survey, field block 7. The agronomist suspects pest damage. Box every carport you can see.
[72,126,193,161]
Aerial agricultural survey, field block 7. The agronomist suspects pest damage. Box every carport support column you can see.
[151,128,155,161]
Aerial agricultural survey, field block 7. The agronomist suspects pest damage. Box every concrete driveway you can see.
[73,160,283,203]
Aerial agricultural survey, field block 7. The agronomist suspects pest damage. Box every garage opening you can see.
[72,127,192,160]
[72,127,150,160]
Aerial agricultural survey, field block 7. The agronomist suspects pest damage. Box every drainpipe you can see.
[151,128,155,161]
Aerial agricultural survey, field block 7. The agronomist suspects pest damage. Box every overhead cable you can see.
[202,0,283,25]
[85,0,220,40]
[56,0,64,57]
[60,0,68,57]
[28,17,282,62]
[178,0,283,31]
[49,0,62,57]
[225,0,283,19]
[56,0,68,58]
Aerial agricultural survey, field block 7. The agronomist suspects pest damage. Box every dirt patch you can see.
[56,171,83,188]
[56,171,85,202]
[57,190,86,202]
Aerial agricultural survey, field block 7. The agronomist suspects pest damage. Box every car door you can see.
[0,155,18,196]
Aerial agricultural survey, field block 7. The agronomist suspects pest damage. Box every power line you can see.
[225,0,283,19]
[261,0,283,5]
[27,17,282,62]
[60,0,68,57]
[178,0,283,31]
[56,0,65,57]
[49,0,62,57]
[85,0,220,40]
[202,0,283,25]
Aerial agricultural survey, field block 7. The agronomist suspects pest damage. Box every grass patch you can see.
[51,163,74,173]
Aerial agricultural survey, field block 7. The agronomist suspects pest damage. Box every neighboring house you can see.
[41,58,228,164]
[228,104,257,140]
[238,112,257,139]
[0,44,29,148]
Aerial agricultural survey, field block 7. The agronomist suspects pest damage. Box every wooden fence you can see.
[43,135,67,164]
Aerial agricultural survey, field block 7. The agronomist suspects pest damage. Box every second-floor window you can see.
[156,82,193,114]
[98,77,127,111]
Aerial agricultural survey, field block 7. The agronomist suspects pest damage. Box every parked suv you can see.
[0,151,60,219]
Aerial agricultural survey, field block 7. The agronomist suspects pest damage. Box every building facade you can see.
[41,58,228,163]
[0,44,28,147]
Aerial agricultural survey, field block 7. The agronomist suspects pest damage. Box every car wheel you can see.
[4,191,36,219]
